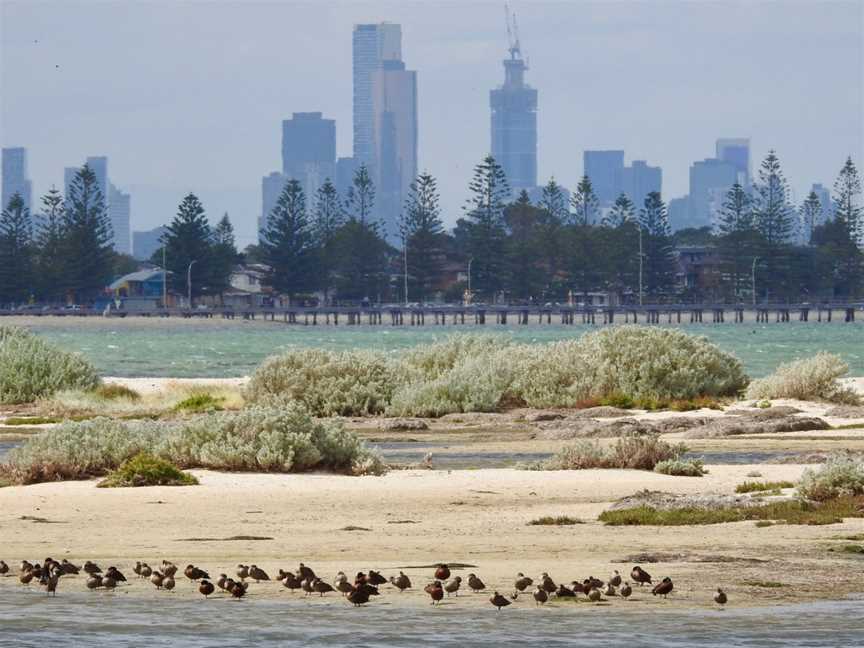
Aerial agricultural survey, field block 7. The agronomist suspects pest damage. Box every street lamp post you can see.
[638,224,644,306]
[403,237,409,306]
[187,260,197,309]
[467,257,474,302]
[161,245,167,309]
[751,256,760,306]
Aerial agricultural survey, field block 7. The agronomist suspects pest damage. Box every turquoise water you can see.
[2,588,863,647]
[14,319,864,378]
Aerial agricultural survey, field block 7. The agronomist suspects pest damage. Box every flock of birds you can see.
[1,558,729,609]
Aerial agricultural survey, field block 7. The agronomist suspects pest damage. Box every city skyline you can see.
[2,1,862,248]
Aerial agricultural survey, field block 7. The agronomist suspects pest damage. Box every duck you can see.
[444,576,462,597]
[29,563,44,579]
[586,576,604,590]
[44,570,60,596]
[652,577,674,598]
[216,574,229,590]
[390,571,411,592]
[0,560,8,575]
[19,560,33,574]
[347,585,371,607]
[102,575,117,590]
[514,573,533,593]
[467,573,485,592]
[609,570,622,587]
[604,583,617,597]
[162,561,178,578]
[106,566,126,583]
[298,563,316,582]
[19,570,34,585]
[356,582,380,597]
[490,591,511,610]
[185,565,209,581]
[60,559,80,575]
[236,564,250,581]
[150,571,164,589]
[587,588,602,603]
[249,565,269,582]
[353,572,367,586]
[140,563,152,579]
[569,580,586,595]
[83,561,102,575]
[367,570,387,586]
[621,582,633,599]
[312,578,335,597]
[631,566,652,586]
[86,575,102,590]
[301,579,315,596]
[133,562,142,578]
[424,580,444,605]
[540,573,556,594]
[230,581,248,599]
[199,580,215,598]
[223,577,237,592]
[556,583,575,598]
[282,572,303,592]
[533,586,548,605]
[336,579,354,596]
[434,564,451,581]
[163,575,175,591]
[714,588,727,605]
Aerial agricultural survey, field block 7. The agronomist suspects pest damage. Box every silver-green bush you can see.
[0,326,100,404]
[798,455,864,501]
[0,403,385,484]
[746,353,859,405]
[654,458,706,477]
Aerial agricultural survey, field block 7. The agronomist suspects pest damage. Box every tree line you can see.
[1,152,861,307]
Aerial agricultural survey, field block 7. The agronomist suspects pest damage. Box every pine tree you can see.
[459,155,510,299]
[345,164,376,226]
[261,180,317,298]
[311,179,345,301]
[538,178,569,224]
[602,193,635,228]
[210,213,238,299]
[159,193,212,300]
[537,177,568,290]
[569,175,599,226]
[751,151,795,299]
[832,156,863,245]
[400,172,445,301]
[799,191,823,245]
[715,183,756,300]
[34,186,68,303]
[331,219,390,303]
[63,164,114,302]
[638,191,676,299]
[504,190,546,300]
[0,193,33,305]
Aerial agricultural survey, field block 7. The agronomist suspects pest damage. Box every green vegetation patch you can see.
[528,515,583,526]
[654,458,706,476]
[94,383,141,401]
[798,456,864,501]
[98,453,198,488]
[739,580,787,588]
[173,392,224,413]
[598,496,864,527]
[735,480,795,494]
[746,352,859,405]
[534,437,690,471]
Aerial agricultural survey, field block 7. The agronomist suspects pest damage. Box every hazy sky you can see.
[2,0,862,248]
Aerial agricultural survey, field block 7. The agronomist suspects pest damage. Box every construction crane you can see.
[504,3,523,61]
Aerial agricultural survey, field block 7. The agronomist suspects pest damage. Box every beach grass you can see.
[739,580,787,588]
[528,515,584,526]
[97,452,198,488]
[735,480,796,493]
[654,458,706,476]
[529,437,689,471]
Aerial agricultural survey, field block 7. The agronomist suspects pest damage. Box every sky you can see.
[2,0,862,249]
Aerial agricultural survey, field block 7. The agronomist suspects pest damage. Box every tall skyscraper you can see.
[352,22,417,241]
[133,226,167,261]
[109,184,131,255]
[716,138,750,185]
[282,112,336,200]
[260,171,288,237]
[622,160,662,212]
[336,156,360,196]
[810,183,833,220]
[2,147,32,211]
[688,158,738,228]
[584,150,625,206]
[490,29,537,192]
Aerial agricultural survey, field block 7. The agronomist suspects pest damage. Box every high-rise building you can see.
[583,150,625,206]
[490,32,537,193]
[336,156,360,196]
[622,160,662,212]
[716,138,750,185]
[352,22,417,241]
[260,171,288,237]
[667,196,690,232]
[811,183,833,220]
[132,226,167,261]
[282,112,337,200]
[109,184,131,255]
[2,147,32,211]
[688,158,738,229]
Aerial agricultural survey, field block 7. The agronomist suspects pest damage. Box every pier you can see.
[2,303,861,325]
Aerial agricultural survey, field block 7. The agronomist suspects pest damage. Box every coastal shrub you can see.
[746,353,860,405]
[735,480,795,494]
[94,383,141,401]
[0,403,386,484]
[535,436,687,471]
[798,455,864,502]
[654,458,706,477]
[174,391,224,413]
[245,348,394,416]
[528,516,583,526]
[0,326,100,404]
[98,453,197,487]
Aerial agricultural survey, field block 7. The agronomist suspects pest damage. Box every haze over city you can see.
[2,0,862,248]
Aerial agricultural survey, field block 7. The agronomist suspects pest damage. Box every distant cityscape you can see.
[0,18,842,261]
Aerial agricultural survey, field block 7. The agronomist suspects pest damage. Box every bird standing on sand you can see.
[490,592,511,610]
[19,570,34,585]
[540,573,556,594]
[367,570,387,586]
[533,586,548,606]
[217,574,228,590]
[102,575,117,590]
[514,573,533,594]
[604,583,617,597]
[390,571,411,592]
[133,562,142,578]
[298,563,316,582]
[199,580,215,598]
[444,576,462,597]
[44,569,60,596]
[336,579,354,596]
[0,560,8,575]
[313,578,334,597]
[425,581,444,605]
[652,577,674,598]
[86,575,102,590]
[185,565,209,581]
[162,561,178,578]
[588,588,602,603]
[83,561,102,575]
[556,583,575,598]
[434,564,451,581]
[236,564,249,581]
[620,582,632,599]
[347,586,371,606]
[467,574,485,592]
[60,560,80,575]
[249,565,269,582]
[631,566,652,586]
[714,588,727,605]
[282,572,302,592]
[163,576,175,591]
[106,566,126,583]
[150,571,164,589]
[609,570,622,587]
[230,581,248,599]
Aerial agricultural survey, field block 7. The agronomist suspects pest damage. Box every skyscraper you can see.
[282,112,336,200]
[490,28,537,192]
[133,226,167,261]
[109,184,131,255]
[260,171,288,236]
[716,138,750,185]
[2,147,32,211]
[688,158,738,228]
[622,160,662,212]
[810,183,833,220]
[584,150,625,206]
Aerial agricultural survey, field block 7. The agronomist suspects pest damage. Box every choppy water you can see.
[1,588,862,647]
[13,320,864,378]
